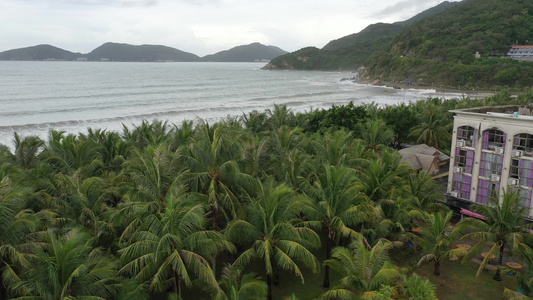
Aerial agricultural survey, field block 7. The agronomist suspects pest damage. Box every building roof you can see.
[450,104,533,120]
[399,144,450,173]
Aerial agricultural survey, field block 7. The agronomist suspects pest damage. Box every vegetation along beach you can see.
[1,0,533,299]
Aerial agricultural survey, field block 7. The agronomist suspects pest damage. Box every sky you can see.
[0,0,459,56]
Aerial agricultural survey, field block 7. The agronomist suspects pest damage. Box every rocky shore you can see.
[342,75,496,98]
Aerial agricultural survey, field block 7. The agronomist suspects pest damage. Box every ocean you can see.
[0,61,463,148]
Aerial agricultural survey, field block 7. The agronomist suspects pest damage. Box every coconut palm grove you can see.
[1,92,533,299]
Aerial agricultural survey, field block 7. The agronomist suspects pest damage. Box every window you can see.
[452,173,471,200]
[513,133,533,155]
[482,129,506,150]
[454,148,474,173]
[477,179,499,204]
[479,152,503,178]
[457,126,476,147]
[510,158,533,187]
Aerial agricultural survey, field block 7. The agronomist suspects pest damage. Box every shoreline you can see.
[349,77,497,98]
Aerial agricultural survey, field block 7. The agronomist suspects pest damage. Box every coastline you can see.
[349,77,496,98]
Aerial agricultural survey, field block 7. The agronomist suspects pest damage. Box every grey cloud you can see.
[120,0,159,7]
[376,0,431,17]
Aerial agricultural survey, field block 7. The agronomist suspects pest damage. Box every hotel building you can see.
[447,104,533,219]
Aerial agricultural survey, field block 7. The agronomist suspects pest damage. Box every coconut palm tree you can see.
[13,227,119,299]
[0,173,42,298]
[416,211,464,276]
[12,132,44,170]
[408,102,451,149]
[81,128,128,173]
[322,239,401,299]
[458,189,533,280]
[118,190,234,298]
[310,129,371,170]
[181,122,253,229]
[401,273,437,300]
[122,144,181,212]
[359,149,410,202]
[226,179,320,300]
[359,118,395,152]
[403,172,447,212]
[121,119,170,150]
[299,164,375,288]
[213,264,268,300]
[41,130,103,177]
[374,196,423,242]
[240,110,269,136]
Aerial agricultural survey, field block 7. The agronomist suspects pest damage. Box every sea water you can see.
[0,61,462,148]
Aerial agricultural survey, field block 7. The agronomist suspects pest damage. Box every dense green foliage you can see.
[364,0,533,89]
[1,91,533,299]
[201,43,287,62]
[0,44,81,61]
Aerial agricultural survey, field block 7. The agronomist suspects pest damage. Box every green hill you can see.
[85,42,200,62]
[263,1,457,71]
[363,0,533,89]
[0,44,80,61]
[201,42,287,62]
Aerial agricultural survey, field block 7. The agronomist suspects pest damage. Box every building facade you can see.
[507,45,533,61]
[447,105,533,219]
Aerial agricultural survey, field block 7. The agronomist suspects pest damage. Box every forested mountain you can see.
[85,42,201,62]
[200,42,287,62]
[363,0,533,89]
[0,42,285,62]
[0,44,81,61]
[263,1,457,70]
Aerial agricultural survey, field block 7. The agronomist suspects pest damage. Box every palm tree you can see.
[81,128,128,173]
[359,118,395,152]
[375,196,423,242]
[299,164,374,288]
[359,149,410,202]
[322,239,401,299]
[181,122,253,229]
[118,191,235,298]
[266,104,295,130]
[213,264,268,300]
[401,273,437,300]
[122,144,181,212]
[13,227,119,299]
[416,211,464,276]
[403,172,446,212]
[12,133,44,169]
[121,119,170,150]
[310,129,370,169]
[226,179,320,300]
[240,110,268,136]
[0,173,42,298]
[41,130,103,177]
[48,172,116,246]
[408,103,451,149]
[458,189,533,280]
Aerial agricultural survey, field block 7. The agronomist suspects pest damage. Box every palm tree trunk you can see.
[267,274,273,300]
[434,260,441,276]
[323,234,334,288]
[493,242,505,281]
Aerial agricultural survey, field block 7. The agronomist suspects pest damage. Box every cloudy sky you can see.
[1,0,458,56]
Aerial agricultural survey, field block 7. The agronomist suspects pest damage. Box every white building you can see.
[447,104,533,219]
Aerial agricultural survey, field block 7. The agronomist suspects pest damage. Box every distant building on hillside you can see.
[447,104,533,219]
[507,45,533,61]
[399,144,449,177]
